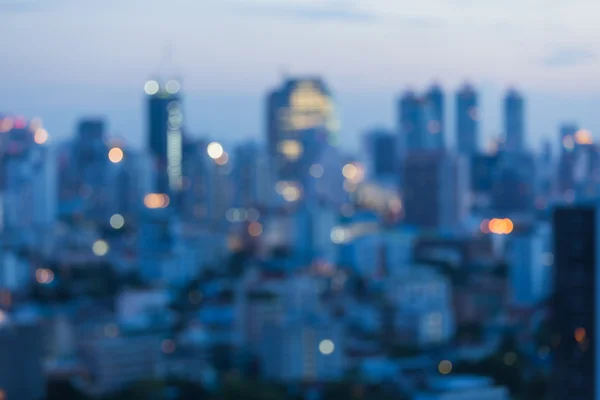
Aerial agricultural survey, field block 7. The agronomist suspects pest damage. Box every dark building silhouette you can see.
[456,84,478,155]
[425,84,445,147]
[364,129,398,181]
[551,205,597,399]
[402,151,468,230]
[504,89,525,152]
[398,88,444,154]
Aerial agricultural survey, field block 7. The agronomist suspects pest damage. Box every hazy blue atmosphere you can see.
[2,0,600,149]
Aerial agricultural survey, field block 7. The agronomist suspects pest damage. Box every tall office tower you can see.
[456,83,479,155]
[504,88,525,152]
[402,152,469,230]
[538,139,554,201]
[76,118,110,222]
[425,84,445,146]
[233,141,271,210]
[180,139,210,225]
[558,124,578,195]
[108,146,140,226]
[266,77,339,192]
[207,156,234,227]
[364,129,398,185]
[145,79,183,195]
[551,205,598,399]
[491,152,535,215]
[398,91,441,153]
[138,206,175,282]
[0,117,55,246]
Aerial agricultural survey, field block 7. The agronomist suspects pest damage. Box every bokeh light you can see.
[92,240,109,256]
[161,339,176,354]
[342,163,357,180]
[575,327,586,343]
[36,268,54,284]
[248,221,263,237]
[144,193,170,209]
[165,80,180,94]
[310,164,324,178]
[144,80,159,95]
[282,185,301,202]
[319,339,335,355]
[108,147,124,163]
[487,218,514,235]
[438,360,452,375]
[207,142,224,159]
[33,128,48,144]
[110,214,125,229]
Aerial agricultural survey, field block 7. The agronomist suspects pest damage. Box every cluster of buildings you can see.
[0,75,595,399]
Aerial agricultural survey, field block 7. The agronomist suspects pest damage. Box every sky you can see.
[2,0,600,153]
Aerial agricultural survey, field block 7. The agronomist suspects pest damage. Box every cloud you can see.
[234,1,377,22]
[543,47,596,67]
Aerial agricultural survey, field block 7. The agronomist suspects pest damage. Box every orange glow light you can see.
[144,193,170,209]
[575,328,586,343]
[488,218,514,235]
[248,221,263,237]
[108,147,124,163]
[574,129,593,145]
[0,118,14,133]
[33,128,48,144]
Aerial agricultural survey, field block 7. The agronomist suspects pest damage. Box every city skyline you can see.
[2,1,600,151]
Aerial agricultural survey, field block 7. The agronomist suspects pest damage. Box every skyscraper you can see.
[491,152,535,215]
[551,205,598,399]
[145,79,183,194]
[402,152,469,230]
[504,89,525,152]
[75,118,109,223]
[398,90,442,153]
[456,84,478,155]
[233,141,271,210]
[558,124,578,195]
[266,78,338,169]
[425,84,445,147]
[266,77,339,203]
[364,129,398,184]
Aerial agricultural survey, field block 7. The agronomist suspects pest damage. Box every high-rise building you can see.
[233,141,271,210]
[266,77,339,187]
[402,152,469,230]
[425,84,445,146]
[551,205,598,399]
[0,117,56,246]
[506,229,548,308]
[364,129,398,184]
[181,139,210,224]
[504,89,525,152]
[76,118,109,223]
[491,152,535,215]
[145,79,183,194]
[456,83,479,155]
[398,90,443,153]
